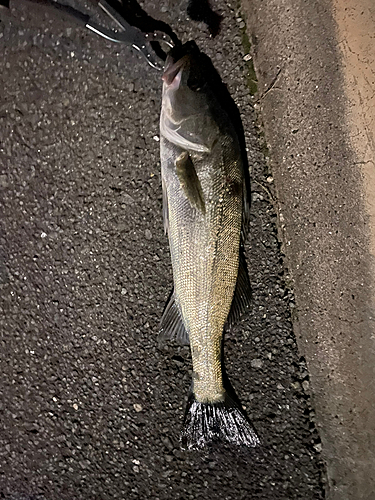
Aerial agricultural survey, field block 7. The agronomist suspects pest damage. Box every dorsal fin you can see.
[226,249,252,328]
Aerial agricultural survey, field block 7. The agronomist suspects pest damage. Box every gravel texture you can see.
[0,1,325,498]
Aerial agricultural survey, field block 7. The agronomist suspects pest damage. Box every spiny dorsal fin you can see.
[159,290,190,346]
[176,151,205,213]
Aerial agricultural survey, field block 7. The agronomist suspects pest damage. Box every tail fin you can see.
[181,393,260,450]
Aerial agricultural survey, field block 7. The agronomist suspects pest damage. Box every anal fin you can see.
[159,290,190,346]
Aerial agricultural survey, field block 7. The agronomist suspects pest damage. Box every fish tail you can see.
[181,393,260,450]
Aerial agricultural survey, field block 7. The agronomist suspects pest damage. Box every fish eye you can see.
[188,74,204,92]
[189,83,202,92]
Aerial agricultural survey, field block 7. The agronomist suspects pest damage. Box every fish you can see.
[159,41,260,450]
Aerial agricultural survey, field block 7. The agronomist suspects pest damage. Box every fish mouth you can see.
[162,55,190,86]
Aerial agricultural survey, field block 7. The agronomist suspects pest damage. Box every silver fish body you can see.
[159,42,259,449]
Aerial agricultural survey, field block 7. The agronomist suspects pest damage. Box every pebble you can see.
[133,403,143,412]
[145,229,152,240]
[302,381,310,392]
[162,436,173,450]
[252,192,264,202]
[251,359,263,369]
[121,193,135,205]
[0,174,9,188]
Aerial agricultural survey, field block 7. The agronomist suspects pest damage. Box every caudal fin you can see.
[181,394,260,450]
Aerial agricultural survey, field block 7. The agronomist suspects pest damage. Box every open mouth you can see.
[162,55,190,86]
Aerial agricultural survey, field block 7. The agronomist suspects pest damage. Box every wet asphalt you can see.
[0,1,325,498]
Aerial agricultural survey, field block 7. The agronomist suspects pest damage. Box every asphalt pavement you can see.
[0,1,325,498]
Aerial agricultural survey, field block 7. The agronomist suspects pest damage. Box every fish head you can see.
[160,42,220,154]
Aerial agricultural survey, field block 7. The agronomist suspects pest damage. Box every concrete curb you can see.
[241,0,375,498]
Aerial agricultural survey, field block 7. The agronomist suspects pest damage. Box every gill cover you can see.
[160,42,219,153]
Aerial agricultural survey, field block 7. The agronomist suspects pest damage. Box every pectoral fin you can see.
[176,152,205,213]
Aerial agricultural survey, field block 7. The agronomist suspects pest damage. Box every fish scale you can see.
[159,41,260,449]
[165,139,242,396]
